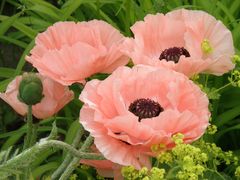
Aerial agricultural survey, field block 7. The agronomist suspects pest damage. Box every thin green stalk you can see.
[22,105,33,179]
[30,123,38,147]
[51,125,84,180]
[0,0,6,15]
[204,74,209,87]
[23,105,33,150]
[59,136,94,180]
[212,82,231,93]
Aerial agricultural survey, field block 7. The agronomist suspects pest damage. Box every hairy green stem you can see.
[22,105,33,179]
[51,125,84,180]
[23,105,33,150]
[30,123,38,146]
[0,139,104,179]
[59,136,94,180]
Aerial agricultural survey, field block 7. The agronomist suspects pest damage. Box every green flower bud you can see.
[18,73,44,105]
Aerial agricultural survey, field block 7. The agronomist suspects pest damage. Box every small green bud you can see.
[18,73,44,105]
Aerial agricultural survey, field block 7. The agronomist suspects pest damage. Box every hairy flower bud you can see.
[18,73,44,105]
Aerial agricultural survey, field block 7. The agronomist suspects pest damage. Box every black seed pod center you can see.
[159,47,190,63]
[129,98,163,121]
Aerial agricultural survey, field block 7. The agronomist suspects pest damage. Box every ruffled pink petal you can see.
[80,65,210,168]
[27,20,128,85]
[123,9,235,76]
[80,106,151,169]
[0,77,27,116]
[130,13,186,57]
[168,9,235,75]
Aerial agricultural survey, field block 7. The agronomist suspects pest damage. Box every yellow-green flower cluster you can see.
[196,140,239,166]
[228,70,240,87]
[157,152,173,164]
[232,54,240,64]
[96,175,105,180]
[121,166,142,180]
[122,136,239,180]
[235,166,240,177]
[171,143,207,179]
[121,166,165,180]
[172,133,184,145]
[206,124,217,134]
[69,174,78,180]
[149,167,165,180]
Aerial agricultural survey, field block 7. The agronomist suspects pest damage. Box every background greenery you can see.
[0,0,240,179]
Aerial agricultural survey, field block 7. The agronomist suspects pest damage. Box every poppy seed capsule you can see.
[18,73,44,105]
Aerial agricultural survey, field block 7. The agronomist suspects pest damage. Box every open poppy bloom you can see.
[0,74,74,119]
[123,9,235,77]
[26,20,129,85]
[79,65,210,169]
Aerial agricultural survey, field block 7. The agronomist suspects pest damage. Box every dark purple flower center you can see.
[129,98,163,121]
[159,47,190,63]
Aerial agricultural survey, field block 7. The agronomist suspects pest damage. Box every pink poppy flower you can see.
[26,20,129,85]
[123,9,234,77]
[0,74,74,119]
[79,65,210,169]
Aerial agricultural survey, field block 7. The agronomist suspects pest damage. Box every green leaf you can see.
[14,39,35,76]
[0,35,28,48]
[32,162,60,178]
[0,67,16,78]
[215,105,240,127]
[64,120,81,145]
[29,4,61,21]
[0,78,13,92]
[1,129,24,150]
[0,15,38,39]
[46,121,58,140]
[215,124,240,141]
[61,0,83,20]
[0,12,21,36]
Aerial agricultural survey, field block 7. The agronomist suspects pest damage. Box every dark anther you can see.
[159,47,190,63]
[129,98,163,121]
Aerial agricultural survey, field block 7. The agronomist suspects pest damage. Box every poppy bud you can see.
[18,73,44,105]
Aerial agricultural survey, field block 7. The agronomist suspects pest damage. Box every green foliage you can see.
[1,0,240,179]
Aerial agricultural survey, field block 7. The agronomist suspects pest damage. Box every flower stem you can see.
[51,124,84,180]
[23,105,33,150]
[22,105,33,179]
[59,136,94,180]
[0,139,104,179]
[30,123,38,146]
[212,82,231,93]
